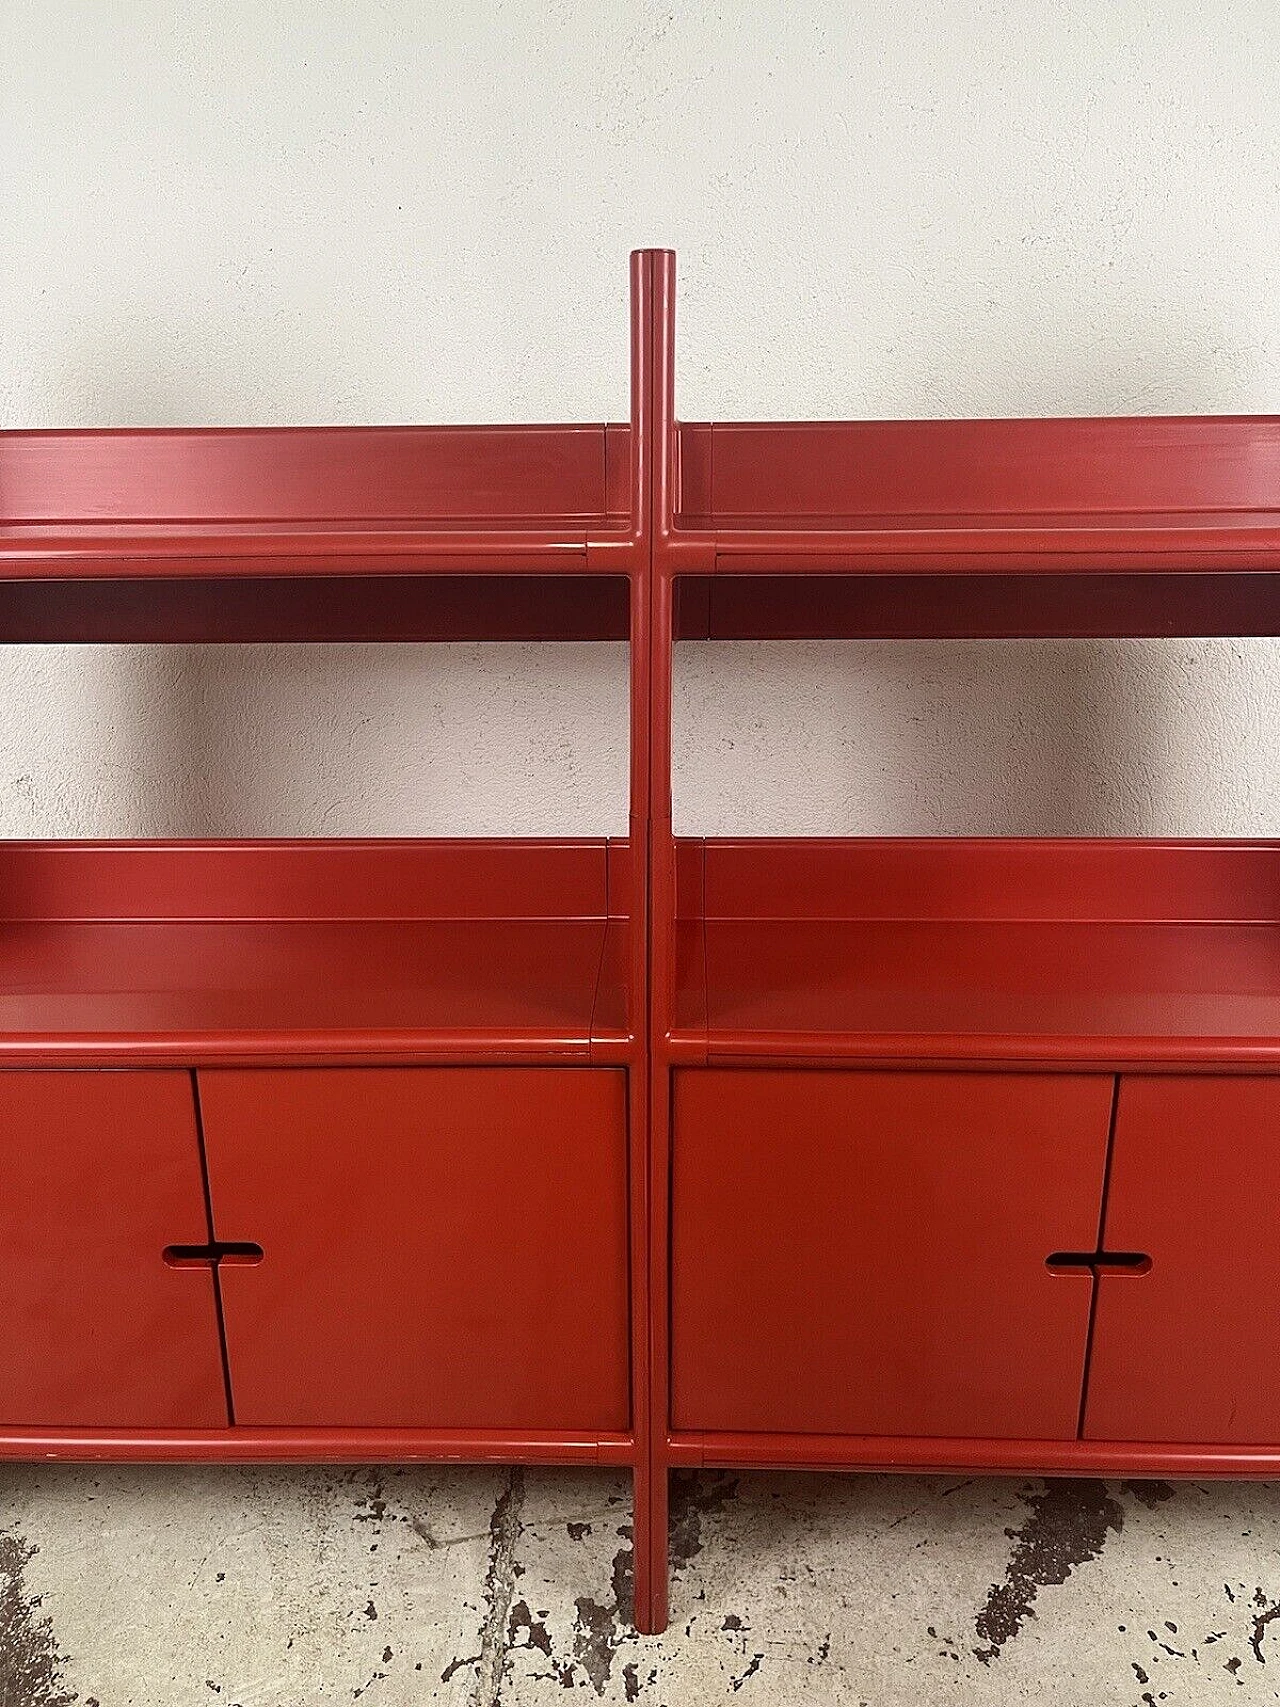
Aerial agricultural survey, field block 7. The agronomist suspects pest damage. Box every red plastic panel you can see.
[199,1067,630,1429]
[0,919,628,1064]
[0,843,630,1064]
[0,1071,225,1426]
[692,418,1280,521]
[671,1069,1113,1438]
[1085,1076,1280,1443]
[0,425,611,524]
[695,839,1280,925]
[0,839,615,923]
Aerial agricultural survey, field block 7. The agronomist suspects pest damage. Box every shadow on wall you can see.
[672,636,1280,839]
[0,642,632,839]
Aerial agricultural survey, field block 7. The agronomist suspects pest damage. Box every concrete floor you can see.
[3,1467,1280,1703]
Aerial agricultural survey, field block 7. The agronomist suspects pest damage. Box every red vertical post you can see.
[644,248,679,1634]
[626,249,659,1633]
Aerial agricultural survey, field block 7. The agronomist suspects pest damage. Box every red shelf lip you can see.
[671,520,1280,574]
[668,1430,1280,1476]
[0,525,640,578]
[0,1032,630,1068]
[0,1426,635,1466]
[690,1033,1280,1068]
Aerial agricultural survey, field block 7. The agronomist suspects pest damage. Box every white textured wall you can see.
[3,2,1280,839]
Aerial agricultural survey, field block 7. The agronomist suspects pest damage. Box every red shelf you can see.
[0,840,631,1065]
[0,423,637,581]
[671,839,1280,1065]
[673,417,1280,574]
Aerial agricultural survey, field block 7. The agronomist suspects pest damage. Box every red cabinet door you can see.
[0,1070,226,1427]
[1085,1075,1280,1443]
[198,1067,630,1430]
[672,1069,1113,1439]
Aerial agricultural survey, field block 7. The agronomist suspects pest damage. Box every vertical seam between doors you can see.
[1076,1073,1122,1440]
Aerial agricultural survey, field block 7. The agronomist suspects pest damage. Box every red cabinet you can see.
[1085,1075,1280,1443]
[198,1067,630,1430]
[0,1071,226,1427]
[671,1069,1114,1438]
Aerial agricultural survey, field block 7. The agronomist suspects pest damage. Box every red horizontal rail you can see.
[0,1427,635,1466]
[692,531,1280,576]
[0,528,607,578]
[0,1034,635,1069]
[670,1431,1280,1477]
[697,1034,1280,1068]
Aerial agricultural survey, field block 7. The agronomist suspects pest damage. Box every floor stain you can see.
[669,1472,740,1575]
[1121,1480,1177,1512]
[572,1532,635,1696]
[973,1480,1124,1664]
[0,1530,77,1707]
[505,1597,552,1661]
[1249,1588,1280,1664]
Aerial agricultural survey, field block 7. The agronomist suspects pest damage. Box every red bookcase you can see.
[6,249,1280,1633]
[644,251,1280,1632]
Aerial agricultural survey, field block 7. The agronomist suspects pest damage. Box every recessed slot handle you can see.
[1046,1251,1152,1275]
[164,1241,264,1268]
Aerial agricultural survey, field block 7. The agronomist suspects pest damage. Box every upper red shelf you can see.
[12,252,1280,596]
[673,417,1280,574]
[0,424,635,579]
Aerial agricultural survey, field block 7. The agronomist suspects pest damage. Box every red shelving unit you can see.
[9,249,1280,1634]
[0,254,666,1630]
[644,251,1280,1631]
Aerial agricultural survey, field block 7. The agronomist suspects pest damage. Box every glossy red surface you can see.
[0,1071,226,1427]
[670,839,1280,1065]
[671,1069,1111,1438]
[0,918,630,1064]
[0,837,616,920]
[0,424,636,578]
[0,840,629,1064]
[686,416,1280,520]
[200,1067,631,1430]
[1085,1076,1280,1443]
